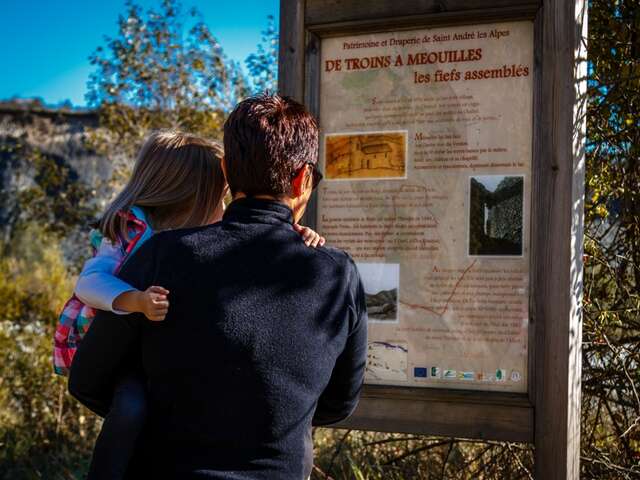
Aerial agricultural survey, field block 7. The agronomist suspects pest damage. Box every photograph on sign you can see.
[325,131,408,180]
[317,21,533,393]
[468,175,524,256]
[357,262,400,322]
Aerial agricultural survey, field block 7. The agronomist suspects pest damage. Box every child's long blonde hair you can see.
[100,131,226,242]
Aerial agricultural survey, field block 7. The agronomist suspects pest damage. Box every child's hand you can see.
[293,224,326,248]
[138,286,170,321]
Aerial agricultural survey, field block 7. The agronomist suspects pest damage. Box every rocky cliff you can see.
[0,101,119,240]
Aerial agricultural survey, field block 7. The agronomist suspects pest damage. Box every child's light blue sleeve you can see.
[74,237,137,314]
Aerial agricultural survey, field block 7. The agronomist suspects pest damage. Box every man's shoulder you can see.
[150,225,358,278]
[313,244,358,276]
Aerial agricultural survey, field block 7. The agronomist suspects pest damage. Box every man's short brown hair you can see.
[223,94,319,197]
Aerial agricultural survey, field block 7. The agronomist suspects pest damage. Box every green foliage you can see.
[245,15,279,95]
[0,226,101,479]
[86,0,250,158]
[580,1,640,477]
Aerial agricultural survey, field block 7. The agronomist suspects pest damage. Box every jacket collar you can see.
[223,197,294,226]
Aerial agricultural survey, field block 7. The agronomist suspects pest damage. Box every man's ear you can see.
[291,166,307,198]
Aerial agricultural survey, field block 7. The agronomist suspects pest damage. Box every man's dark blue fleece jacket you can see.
[68,197,368,479]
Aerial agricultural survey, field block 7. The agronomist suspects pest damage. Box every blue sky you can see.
[0,0,278,106]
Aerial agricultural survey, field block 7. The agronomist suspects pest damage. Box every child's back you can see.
[55,131,227,480]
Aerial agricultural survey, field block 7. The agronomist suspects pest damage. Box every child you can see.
[53,130,324,479]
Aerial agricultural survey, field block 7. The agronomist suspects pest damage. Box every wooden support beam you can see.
[532,0,587,478]
[305,0,541,26]
[336,386,534,442]
[278,0,306,101]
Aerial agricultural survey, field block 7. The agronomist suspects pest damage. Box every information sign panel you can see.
[317,21,533,393]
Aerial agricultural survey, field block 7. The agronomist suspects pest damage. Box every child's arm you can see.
[112,286,169,321]
[75,238,169,321]
[292,224,326,248]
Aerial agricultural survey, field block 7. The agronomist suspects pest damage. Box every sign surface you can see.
[317,21,534,393]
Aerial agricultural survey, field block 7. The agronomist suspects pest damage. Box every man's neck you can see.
[232,192,297,216]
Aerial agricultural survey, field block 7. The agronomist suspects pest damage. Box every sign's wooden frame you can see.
[278,1,586,477]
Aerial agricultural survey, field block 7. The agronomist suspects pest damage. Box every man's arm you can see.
[68,237,158,417]
[313,260,368,426]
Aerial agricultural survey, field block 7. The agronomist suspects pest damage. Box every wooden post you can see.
[532,0,586,478]
[278,0,305,101]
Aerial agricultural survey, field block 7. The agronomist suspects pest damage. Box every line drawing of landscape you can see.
[324,131,407,180]
[366,341,408,381]
[357,263,399,322]
[468,175,524,256]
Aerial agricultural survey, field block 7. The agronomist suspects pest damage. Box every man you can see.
[69,94,368,479]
